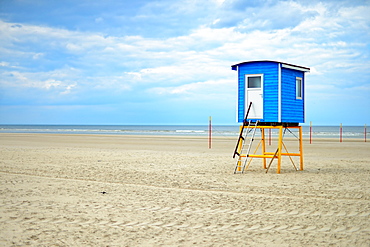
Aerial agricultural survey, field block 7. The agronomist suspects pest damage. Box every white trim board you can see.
[281,63,310,72]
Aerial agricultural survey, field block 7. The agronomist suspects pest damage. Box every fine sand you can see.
[0,133,369,246]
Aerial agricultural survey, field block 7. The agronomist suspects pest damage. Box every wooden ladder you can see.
[233,102,260,173]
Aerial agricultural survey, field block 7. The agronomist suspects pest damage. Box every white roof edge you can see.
[281,63,310,72]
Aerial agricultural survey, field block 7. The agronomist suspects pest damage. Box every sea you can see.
[0,124,368,139]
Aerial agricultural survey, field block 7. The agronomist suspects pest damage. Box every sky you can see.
[0,0,369,125]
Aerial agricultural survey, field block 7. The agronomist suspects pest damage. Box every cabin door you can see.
[245,74,263,119]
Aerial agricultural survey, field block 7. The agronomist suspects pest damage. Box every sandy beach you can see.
[0,133,369,246]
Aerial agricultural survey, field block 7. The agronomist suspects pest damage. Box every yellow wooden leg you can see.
[277,126,283,174]
[237,125,243,154]
[261,128,266,169]
[236,125,244,172]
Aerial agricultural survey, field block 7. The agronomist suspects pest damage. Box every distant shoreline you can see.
[1,124,367,140]
[0,133,367,142]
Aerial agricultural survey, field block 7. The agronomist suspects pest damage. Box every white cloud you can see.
[1,9,368,95]
[150,78,233,96]
[0,61,10,67]
[0,1,369,124]
[95,17,104,23]
[1,69,73,92]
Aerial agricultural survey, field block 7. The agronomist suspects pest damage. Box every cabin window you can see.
[296,77,302,99]
[247,76,261,88]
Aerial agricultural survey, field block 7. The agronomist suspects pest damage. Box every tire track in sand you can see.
[1,201,369,218]
[0,214,368,234]
[1,201,369,234]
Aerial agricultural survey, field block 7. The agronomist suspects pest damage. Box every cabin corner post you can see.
[278,63,282,122]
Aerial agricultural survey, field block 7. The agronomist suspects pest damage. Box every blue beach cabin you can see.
[231,60,310,125]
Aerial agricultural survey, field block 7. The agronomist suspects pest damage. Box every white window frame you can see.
[296,77,303,99]
[246,74,263,89]
[245,74,264,119]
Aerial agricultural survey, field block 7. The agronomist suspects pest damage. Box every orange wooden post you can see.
[309,121,312,144]
[268,128,271,145]
[365,124,367,142]
[208,116,212,149]
[299,126,304,170]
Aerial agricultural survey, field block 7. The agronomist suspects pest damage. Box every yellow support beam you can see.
[248,154,277,158]
[242,125,302,129]
[264,152,301,156]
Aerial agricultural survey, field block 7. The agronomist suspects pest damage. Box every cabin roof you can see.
[231,60,310,72]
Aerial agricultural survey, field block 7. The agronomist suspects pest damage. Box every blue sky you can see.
[0,0,369,125]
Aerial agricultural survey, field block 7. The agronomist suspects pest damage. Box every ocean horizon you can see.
[0,124,368,139]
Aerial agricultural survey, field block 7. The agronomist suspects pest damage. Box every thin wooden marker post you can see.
[310,121,312,144]
[299,126,304,170]
[268,128,271,145]
[208,116,212,149]
[261,128,266,169]
[365,124,367,142]
[340,123,343,143]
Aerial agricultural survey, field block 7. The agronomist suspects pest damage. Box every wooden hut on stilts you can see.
[231,60,310,173]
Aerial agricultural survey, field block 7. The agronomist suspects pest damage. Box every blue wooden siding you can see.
[281,68,305,123]
[237,61,279,122]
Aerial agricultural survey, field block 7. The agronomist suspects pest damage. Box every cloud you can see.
[212,0,320,30]
[0,61,10,67]
[1,68,77,94]
[0,0,369,124]
[95,17,104,23]
[1,8,368,97]
[149,79,234,96]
